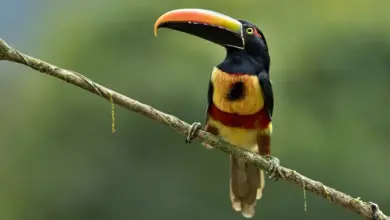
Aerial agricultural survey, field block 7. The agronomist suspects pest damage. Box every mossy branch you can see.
[0,38,388,220]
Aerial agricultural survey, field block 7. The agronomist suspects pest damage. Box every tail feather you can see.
[257,170,265,199]
[230,156,264,218]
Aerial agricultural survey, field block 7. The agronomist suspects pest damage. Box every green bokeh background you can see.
[1,0,389,219]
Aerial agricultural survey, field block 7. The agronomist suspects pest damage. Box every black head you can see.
[219,20,270,73]
[239,20,270,65]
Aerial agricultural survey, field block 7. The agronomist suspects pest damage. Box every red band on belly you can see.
[208,103,270,129]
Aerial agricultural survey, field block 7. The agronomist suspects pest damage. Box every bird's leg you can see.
[200,122,219,149]
[257,132,284,181]
[185,120,219,149]
[185,122,202,143]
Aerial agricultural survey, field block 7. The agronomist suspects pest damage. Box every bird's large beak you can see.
[154,9,244,49]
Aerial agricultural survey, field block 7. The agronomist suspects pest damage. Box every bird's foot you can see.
[185,122,202,143]
[369,202,379,220]
[264,155,284,181]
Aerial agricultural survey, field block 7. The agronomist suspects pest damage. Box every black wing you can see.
[205,80,214,120]
[258,72,274,120]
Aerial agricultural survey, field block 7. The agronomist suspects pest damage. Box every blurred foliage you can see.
[1,0,390,219]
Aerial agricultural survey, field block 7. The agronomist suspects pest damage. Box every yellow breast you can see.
[208,117,259,151]
[211,68,264,115]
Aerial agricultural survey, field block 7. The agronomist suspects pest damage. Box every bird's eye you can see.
[246,27,254,35]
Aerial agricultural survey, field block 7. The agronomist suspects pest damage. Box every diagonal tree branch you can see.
[0,38,388,220]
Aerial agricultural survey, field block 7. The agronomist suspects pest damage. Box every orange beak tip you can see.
[153,25,157,37]
[154,19,163,37]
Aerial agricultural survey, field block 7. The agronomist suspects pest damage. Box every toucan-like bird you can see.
[154,8,280,218]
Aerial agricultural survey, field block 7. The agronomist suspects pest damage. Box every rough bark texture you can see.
[0,39,388,220]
